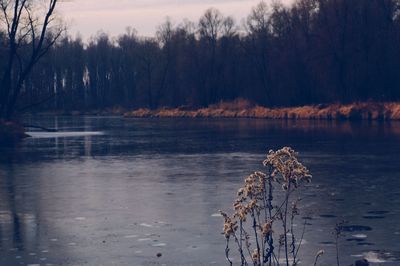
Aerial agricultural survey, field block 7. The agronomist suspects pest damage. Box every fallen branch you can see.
[23,124,57,132]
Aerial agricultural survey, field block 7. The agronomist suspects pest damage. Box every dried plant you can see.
[220,147,316,266]
[334,221,346,266]
[313,250,325,266]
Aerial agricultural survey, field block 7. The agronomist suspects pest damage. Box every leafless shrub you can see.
[220,147,321,266]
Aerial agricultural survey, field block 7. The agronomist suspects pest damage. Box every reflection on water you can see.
[0,116,400,265]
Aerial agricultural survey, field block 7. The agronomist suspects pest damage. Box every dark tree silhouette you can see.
[0,0,63,119]
[8,0,400,113]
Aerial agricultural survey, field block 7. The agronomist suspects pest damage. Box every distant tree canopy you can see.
[5,0,400,112]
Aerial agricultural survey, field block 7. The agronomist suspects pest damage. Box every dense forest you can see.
[2,0,400,112]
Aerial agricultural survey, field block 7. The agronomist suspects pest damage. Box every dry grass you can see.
[124,100,400,121]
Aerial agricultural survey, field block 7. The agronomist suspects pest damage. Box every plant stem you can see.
[283,184,291,266]
[336,236,340,266]
[225,238,233,266]
[294,218,307,260]
[252,209,261,266]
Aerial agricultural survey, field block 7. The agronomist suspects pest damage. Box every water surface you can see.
[1,116,399,265]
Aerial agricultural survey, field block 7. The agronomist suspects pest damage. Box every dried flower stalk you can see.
[220,147,314,266]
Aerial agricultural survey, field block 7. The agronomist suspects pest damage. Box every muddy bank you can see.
[124,100,400,121]
[0,120,29,145]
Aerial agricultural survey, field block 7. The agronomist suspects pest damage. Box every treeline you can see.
[10,0,400,111]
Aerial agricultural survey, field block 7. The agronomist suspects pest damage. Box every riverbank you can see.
[26,106,126,117]
[124,100,400,121]
[0,120,29,145]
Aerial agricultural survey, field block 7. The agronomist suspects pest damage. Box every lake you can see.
[0,116,399,266]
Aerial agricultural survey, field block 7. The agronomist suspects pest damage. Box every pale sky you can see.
[58,0,292,40]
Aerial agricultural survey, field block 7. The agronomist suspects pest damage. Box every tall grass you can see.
[124,100,400,121]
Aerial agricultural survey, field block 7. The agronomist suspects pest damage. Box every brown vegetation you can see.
[220,147,313,266]
[0,120,28,145]
[124,99,400,121]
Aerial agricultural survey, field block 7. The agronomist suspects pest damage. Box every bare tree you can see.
[246,1,270,34]
[222,16,236,37]
[198,8,224,104]
[245,1,272,105]
[4,0,400,112]
[0,0,63,119]
[199,8,224,43]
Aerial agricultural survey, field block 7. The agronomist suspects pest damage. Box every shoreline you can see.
[0,120,29,145]
[124,101,400,121]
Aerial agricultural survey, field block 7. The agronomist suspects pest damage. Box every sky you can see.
[58,0,291,40]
